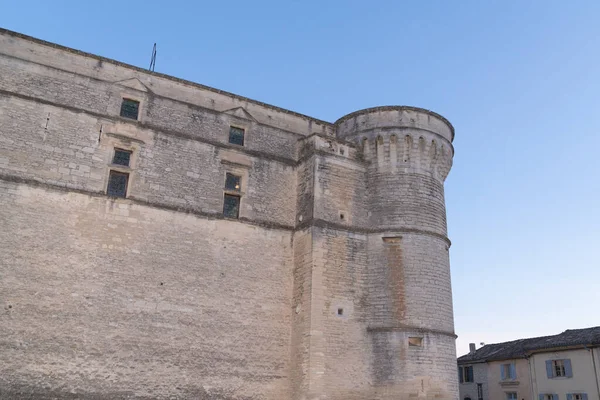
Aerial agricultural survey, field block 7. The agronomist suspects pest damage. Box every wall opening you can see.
[120,98,140,120]
[229,126,245,146]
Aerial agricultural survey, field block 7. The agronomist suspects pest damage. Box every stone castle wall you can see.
[0,28,457,400]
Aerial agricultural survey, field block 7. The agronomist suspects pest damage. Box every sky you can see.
[2,0,599,357]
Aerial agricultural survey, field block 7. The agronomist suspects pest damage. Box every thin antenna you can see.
[149,43,157,72]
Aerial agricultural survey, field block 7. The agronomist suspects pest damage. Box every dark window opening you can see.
[337,308,343,316]
[225,173,241,191]
[229,126,245,146]
[340,213,345,220]
[120,99,140,120]
[459,366,474,383]
[107,171,129,198]
[113,149,132,167]
[223,194,240,218]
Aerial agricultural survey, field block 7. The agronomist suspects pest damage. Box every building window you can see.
[459,366,474,383]
[554,360,566,377]
[112,149,132,167]
[225,173,241,191]
[545,359,572,378]
[408,337,423,347]
[568,394,587,400]
[501,363,516,380]
[107,170,129,198]
[223,172,242,219]
[229,126,245,146]
[506,392,517,400]
[120,99,140,120]
[223,194,240,218]
[541,394,558,400]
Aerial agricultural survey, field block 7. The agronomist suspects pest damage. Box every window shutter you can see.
[582,394,588,400]
[567,394,573,400]
[501,365,506,380]
[539,395,545,400]
[468,366,474,382]
[545,360,553,378]
[510,363,516,380]
[564,359,573,377]
[553,395,558,400]
[459,367,463,383]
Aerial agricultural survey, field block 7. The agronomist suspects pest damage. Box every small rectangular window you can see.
[120,99,140,120]
[501,363,516,380]
[225,173,241,191]
[546,358,572,378]
[408,337,423,347]
[223,194,240,218]
[506,393,517,400]
[107,170,129,198]
[553,359,566,377]
[229,126,245,146]
[113,149,132,167]
[459,365,474,383]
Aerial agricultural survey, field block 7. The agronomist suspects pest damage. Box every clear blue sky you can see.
[2,0,599,356]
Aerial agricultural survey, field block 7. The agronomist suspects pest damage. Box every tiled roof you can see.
[457,326,600,364]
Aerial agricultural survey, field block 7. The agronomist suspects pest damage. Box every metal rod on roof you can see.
[149,43,157,72]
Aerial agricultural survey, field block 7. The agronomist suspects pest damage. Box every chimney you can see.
[469,343,476,354]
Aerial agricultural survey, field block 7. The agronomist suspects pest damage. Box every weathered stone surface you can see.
[0,28,457,400]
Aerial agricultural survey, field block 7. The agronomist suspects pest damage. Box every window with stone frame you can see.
[228,126,245,146]
[107,170,129,198]
[223,172,242,218]
[223,194,240,218]
[107,147,133,198]
[225,173,241,192]
[112,149,132,167]
[120,98,140,120]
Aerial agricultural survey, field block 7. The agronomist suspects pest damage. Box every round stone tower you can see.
[335,106,457,399]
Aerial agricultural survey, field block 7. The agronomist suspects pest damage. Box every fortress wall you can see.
[0,28,460,400]
[0,28,334,137]
[0,180,294,399]
[0,91,297,228]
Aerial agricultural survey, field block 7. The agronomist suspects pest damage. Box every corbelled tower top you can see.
[335,106,454,183]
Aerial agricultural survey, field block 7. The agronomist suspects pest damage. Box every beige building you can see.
[488,359,532,400]
[531,347,600,400]
[458,327,600,400]
[0,28,458,399]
